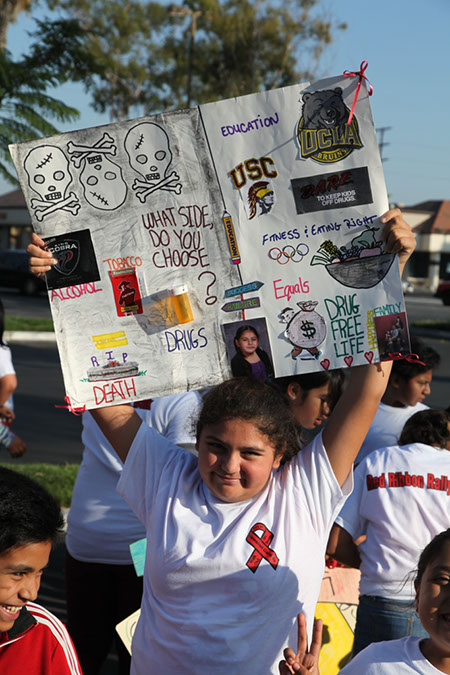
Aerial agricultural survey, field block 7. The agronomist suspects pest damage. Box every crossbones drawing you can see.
[24,145,81,222]
[124,122,183,203]
[66,132,117,169]
[132,170,182,203]
[31,192,81,222]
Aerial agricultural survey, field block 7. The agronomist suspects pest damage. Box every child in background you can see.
[0,299,26,457]
[328,409,450,655]
[230,324,274,380]
[0,467,81,674]
[339,529,450,674]
[274,370,344,432]
[355,336,440,464]
[280,530,450,674]
[65,391,201,675]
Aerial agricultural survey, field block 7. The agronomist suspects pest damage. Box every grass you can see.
[5,316,54,332]
[412,320,450,331]
[0,463,79,507]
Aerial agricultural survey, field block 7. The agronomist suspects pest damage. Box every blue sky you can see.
[3,0,450,206]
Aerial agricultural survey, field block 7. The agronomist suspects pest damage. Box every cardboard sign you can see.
[116,609,141,655]
[10,72,408,408]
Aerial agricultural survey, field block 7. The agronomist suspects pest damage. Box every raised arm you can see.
[322,209,416,486]
[326,523,361,568]
[90,404,142,463]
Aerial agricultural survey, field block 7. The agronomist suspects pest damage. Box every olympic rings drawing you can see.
[268,243,309,264]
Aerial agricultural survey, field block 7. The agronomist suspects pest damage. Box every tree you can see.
[0,18,101,182]
[45,0,345,121]
[0,0,32,51]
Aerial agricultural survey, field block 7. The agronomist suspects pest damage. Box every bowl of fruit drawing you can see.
[310,228,395,289]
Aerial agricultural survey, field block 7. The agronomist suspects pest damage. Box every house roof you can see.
[402,200,450,234]
[0,189,26,208]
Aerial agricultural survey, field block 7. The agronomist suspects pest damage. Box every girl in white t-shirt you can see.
[280,530,450,674]
[32,211,415,673]
[339,528,450,674]
[328,408,450,656]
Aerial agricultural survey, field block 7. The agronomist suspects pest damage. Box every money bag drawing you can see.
[280,300,327,359]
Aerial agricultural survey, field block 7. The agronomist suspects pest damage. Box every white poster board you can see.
[10,72,408,409]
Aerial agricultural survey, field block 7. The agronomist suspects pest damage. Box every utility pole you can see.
[377,126,392,162]
[168,5,202,108]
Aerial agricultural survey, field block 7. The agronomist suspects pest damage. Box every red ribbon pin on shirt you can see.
[343,60,373,126]
[246,522,279,573]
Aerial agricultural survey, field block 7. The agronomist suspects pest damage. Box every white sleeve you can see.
[290,432,353,540]
[0,345,15,378]
[334,460,368,539]
[117,422,188,526]
[139,391,201,452]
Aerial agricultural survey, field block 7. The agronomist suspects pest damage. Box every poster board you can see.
[9,72,408,409]
[316,566,361,673]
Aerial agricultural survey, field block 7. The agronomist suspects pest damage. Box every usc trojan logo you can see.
[228,157,278,220]
[297,87,363,164]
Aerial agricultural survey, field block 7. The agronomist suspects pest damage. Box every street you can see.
[1,287,450,465]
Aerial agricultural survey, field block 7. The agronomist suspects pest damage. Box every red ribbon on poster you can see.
[388,352,426,366]
[55,396,86,416]
[343,60,373,125]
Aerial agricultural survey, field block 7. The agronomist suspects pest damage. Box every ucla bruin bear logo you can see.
[297,87,363,164]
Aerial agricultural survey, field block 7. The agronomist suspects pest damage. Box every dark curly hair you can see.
[273,368,345,413]
[415,529,450,590]
[195,378,302,463]
[392,337,440,381]
[398,409,450,447]
[0,467,64,554]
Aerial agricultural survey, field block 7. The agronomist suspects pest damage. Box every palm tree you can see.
[0,15,99,182]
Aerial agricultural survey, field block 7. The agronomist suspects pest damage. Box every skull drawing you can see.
[124,122,173,181]
[80,156,127,211]
[24,146,72,202]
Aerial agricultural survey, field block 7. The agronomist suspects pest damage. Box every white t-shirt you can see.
[0,342,15,411]
[336,442,450,599]
[356,402,429,464]
[66,391,201,564]
[117,426,351,674]
[340,637,441,673]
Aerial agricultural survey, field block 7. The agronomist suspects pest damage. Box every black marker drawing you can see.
[124,122,182,203]
[310,227,395,289]
[279,301,326,360]
[24,145,81,221]
[66,132,127,211]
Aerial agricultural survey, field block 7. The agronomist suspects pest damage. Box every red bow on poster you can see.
[343,60,373,125]
[55,396,86,415]
[388,352,426,366]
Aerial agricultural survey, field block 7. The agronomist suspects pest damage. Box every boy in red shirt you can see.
[0,467,82,674]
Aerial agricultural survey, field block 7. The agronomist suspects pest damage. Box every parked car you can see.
[0,249,46,295]
[435,279,450,306]
[402,280,414,294]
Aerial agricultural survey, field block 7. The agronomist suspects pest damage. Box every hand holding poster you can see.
[10,69,409,409]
